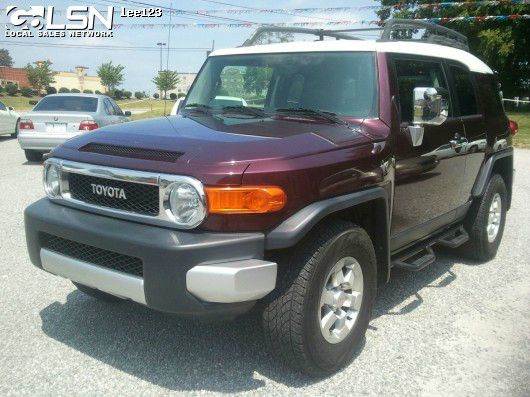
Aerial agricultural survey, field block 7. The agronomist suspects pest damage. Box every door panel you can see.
[0,102,8,132]
[390,57,467,245]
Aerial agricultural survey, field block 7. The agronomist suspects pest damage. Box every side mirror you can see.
[124,110,131,117]
[407,87,449,147]
[8,106,14,111]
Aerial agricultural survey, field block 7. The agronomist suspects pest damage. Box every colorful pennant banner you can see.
[113,14,530,29]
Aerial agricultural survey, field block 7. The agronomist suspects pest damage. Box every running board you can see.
[391,225,469,272]
[392,246,436,272]
[437,226,469,248]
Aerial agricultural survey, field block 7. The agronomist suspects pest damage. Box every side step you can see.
[437,226,469,248]
[391,225,469,272]
[392,246,436,272]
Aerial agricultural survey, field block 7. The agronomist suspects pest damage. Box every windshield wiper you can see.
[221,105,266,118]
[274,108,355,130]
[183,103,212,114]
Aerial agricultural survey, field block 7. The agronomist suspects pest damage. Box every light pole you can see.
[156,42,166,72]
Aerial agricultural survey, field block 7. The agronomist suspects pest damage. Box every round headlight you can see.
[168,182,206,228]
[43,163,61,198]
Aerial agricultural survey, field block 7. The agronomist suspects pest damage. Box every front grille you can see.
[40,233,143,277]
[80,143,183,163]
[68,173,159,216]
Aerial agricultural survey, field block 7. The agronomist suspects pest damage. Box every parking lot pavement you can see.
[0,136,528,396]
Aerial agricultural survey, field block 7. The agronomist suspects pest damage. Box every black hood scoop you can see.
[79,143,184,163]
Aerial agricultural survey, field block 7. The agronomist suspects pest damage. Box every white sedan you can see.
[0,100,20,138]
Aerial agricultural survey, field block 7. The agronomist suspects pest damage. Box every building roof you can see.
[210,40,493,74]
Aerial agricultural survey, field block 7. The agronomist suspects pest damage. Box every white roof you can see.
[210,40,493,74]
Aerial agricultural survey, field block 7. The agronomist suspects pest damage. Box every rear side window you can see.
[110,99,124,115]
[34,96,98,112]
[104,99,116,115]
[450,65,478,116]
[394,58,450,123]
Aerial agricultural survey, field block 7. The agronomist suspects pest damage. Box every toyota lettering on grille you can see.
[90,183,127,200]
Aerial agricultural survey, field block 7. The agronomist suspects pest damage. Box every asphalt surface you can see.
[0,137,528,396]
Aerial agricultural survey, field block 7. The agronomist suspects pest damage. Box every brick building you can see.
[0,66,31,88]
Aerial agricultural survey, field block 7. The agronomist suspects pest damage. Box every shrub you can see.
[58,87,70,93]
[46,86,57,95]
[70,88,80,93]
[83,89,93,94]
[0,86,3,94]
[95,90,102,95]
[134,91,144,99]
[153,93,159,99]
[112,89,124,100]
[169,93,177,100]
[177,92,186,98]
[5,83,18,96]
[20,87,33,97]
[123,90,132,99]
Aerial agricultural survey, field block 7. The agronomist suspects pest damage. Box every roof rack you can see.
[242,19,469,51]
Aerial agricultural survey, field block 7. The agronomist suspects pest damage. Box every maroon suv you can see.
[24,24,516,375]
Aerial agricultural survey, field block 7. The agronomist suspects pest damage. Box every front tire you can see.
[462,174,507,261]
[24,150,43,162]
[262,220,377,375]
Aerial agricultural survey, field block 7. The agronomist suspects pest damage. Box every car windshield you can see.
[33,96,98,112]
[184,51,378,119]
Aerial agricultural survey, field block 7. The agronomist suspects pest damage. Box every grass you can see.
[507,111,530,148]
[116,98,176,121]
[0,95,40,111]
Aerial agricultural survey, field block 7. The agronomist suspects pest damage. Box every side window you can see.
[450,65,478,116]
[394,58,450,123]
[0,101,6,111]
[103,99,115,115]
[110,100,124,116]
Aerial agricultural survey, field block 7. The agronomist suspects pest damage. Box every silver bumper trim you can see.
[186,260,277,303]
[40,249,146,304]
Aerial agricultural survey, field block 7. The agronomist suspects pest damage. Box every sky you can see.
[2,1,380,93]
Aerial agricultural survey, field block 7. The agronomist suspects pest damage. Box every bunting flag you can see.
[113,14,530,29]
[190,1,529,15]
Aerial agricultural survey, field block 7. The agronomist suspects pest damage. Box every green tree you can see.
[97,61,124,93]
[0,49,13,67]
[153,70,180,114]
[25,60,56,94]
[376,1,530,97]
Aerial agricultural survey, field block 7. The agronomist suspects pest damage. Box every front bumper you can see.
[18,131,80,151]
[25,199,277,318]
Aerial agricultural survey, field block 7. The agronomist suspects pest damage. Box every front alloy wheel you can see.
[262,220,377,375]
[319,257,363,344]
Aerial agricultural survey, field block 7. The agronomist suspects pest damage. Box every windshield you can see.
[34,96,98,112]
[185,51,377,118]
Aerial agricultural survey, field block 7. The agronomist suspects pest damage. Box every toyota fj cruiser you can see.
[24,21,517,375]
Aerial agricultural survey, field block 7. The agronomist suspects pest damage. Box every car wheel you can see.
[73,282,123,303]
[462,174,507,261]
[24,150,43,162]
[11,120,19,138]
[261,219,377,375]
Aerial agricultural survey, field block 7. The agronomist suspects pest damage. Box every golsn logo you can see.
[5,6,114,38]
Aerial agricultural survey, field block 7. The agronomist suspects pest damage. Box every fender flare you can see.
[471,147,513,200]
[265,187,391,282]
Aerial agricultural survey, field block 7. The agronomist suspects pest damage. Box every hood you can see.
[52,114,372,185]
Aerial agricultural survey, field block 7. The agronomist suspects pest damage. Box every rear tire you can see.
[73,282,123,303]
[461,174,507,261]
[24,150,43,162]
[261,220,377,376]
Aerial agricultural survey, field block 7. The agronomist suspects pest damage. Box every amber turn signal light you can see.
[205,186,286,214]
